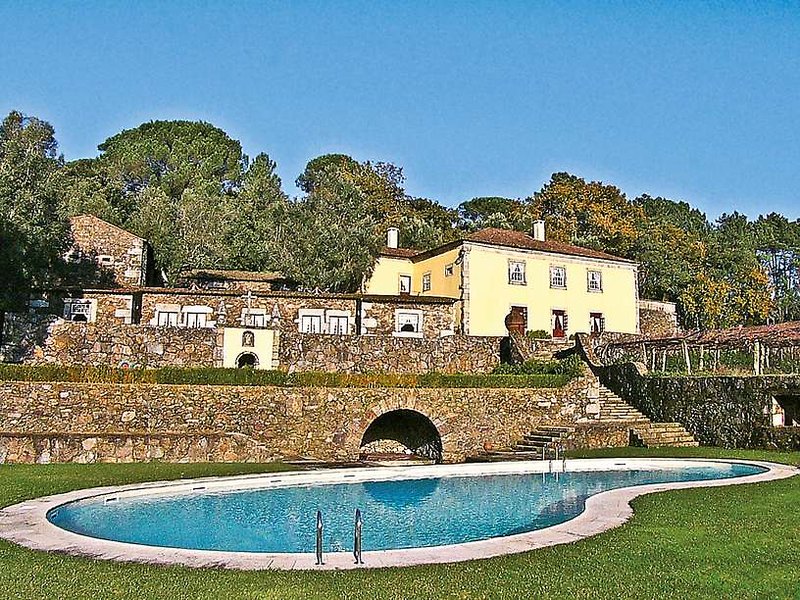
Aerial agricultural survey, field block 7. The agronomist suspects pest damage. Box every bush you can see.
[525,329,551,339]
[0,364,571,389]
[493,354,583,378]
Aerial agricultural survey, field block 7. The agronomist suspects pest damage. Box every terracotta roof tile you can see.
[379,247,420,259]
[465,228,634,263]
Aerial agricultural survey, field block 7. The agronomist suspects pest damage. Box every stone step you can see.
[523,434,560,444]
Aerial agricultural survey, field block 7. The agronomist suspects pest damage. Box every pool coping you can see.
[0,458,796,570]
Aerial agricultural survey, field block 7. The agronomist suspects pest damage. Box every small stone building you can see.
[65,214,153,289]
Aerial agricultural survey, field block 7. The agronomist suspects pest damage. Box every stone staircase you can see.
[474,383,698,461]
[597,385,698,447]
[511,425,575,455]
[630,422,699,448]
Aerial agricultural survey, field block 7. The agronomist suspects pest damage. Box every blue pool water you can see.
[48,463,763,553]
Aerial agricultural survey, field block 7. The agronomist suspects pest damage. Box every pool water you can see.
[48,463,763,553]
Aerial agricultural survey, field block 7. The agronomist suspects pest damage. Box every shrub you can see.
[0,364,571,389]
[525,329,551,339]
[493,354,583,378]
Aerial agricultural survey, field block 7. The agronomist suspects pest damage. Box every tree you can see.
[0,111,69,313]
[67,120,254,281]
[456,196,527,232]
[270,168,382,291]
[752,213,800,322]
[526,173,643,255]
[630,195,709,302]
[224,153,288,272]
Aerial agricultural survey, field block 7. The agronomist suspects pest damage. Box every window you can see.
[399,274,412,295]
[184,312,207,328]
[587,270,603,292]
[590,312,605,334]
[241,310,267,328]
[63,299,95,323]
[300,314,322,333]
[242,331,255,347]
[550,266,567,288]
[328,315,349,335]
[508,261,526,285]
[444,263,454,277]
[97,254,114,265]
[395,310,423,336]
[157,311,179,327]
[422,272,432,292]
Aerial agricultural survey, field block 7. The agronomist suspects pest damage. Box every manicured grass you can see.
[1,449,798,599]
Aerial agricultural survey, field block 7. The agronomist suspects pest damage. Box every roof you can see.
[180,269,288,283]
[53,287,457,304]
[464,228,635,263]
[379,247,420,259]
[70,214,147,243]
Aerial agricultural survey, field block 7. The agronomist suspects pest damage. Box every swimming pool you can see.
[1,458,796,569]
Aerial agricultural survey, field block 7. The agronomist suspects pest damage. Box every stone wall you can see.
[10,320,219,368]
[638,300,680,338]
[67,214,149,288]
[279,333,502,374]
[598,360,800,448]
[0,376,605,464]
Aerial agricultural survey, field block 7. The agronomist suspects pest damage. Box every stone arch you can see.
[236,352,259,368]
[359,409,443,463]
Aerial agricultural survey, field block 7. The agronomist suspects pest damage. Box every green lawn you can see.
[1,449,798,600]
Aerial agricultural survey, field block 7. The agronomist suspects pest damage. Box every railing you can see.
[314,508,365,566]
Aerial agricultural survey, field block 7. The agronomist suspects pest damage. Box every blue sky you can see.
[2,1,799,219]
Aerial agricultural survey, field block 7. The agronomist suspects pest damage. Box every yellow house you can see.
[365,224,639,337]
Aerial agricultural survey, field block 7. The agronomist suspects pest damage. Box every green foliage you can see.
[0,111,70,312]
[0,364,570,388]
[525,329,551,339]
[493,354,583,378]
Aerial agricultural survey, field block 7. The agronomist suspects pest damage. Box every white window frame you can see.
[298,308,325,334]
[394,309,424,338]
[587,270,603,292]
[240,308,268,328]
[63,299,97,323]
[421,272,432,293]
[182,305,213,329]
[399,274,412,295]
[590,312,605,334]
[550,266,567,289]
[325,310,351,335]
[157,311,179,327]
[508,260,526,285]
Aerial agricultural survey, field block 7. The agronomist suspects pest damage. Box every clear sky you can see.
[2,1,798,219]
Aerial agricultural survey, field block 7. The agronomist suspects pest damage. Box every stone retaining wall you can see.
[279,333,502,374]
[5,319,219,368]
[597,360,800,448]
[0,376,607,464]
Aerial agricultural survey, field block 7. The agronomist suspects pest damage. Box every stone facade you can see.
[638,299,680,338]
[66,214,151,288]
[279,333,502,374]
[12,320,218,368]
[0,375,606,464]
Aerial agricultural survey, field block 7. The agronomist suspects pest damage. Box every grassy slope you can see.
[0,449,798,600]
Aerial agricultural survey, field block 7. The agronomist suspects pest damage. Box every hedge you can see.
[0,364,571,389]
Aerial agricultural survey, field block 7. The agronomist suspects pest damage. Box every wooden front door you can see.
[552,310,566,338]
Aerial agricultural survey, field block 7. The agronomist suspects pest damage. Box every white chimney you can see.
[532,220,546,241]
[387,227,399,249]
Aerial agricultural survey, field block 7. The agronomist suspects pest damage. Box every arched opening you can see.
[360,409,443,463]
[72,314,88,322]
[236,352,258,368]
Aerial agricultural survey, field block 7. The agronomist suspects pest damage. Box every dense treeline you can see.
[2,110,799,330]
